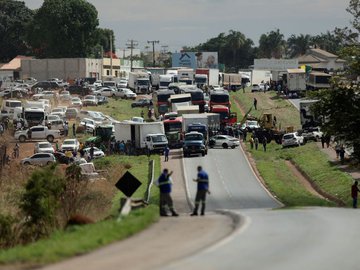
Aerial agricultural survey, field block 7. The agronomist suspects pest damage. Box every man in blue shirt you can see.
[191,166,210,216]
[156,169,179,217]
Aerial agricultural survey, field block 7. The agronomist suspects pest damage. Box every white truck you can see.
[114,121,168,152]
[251,70,272,85]
[299,100,321,129]
[195,68,219,88]
[128,71,151,94]
[222,73,242,90]
[159,74,176,89]
[14,125,61,142]
[178,68,194,85]
[286,69,306,93]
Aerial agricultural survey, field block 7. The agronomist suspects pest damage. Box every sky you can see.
[23,0,353,53]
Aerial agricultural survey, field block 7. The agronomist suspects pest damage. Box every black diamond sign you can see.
[115,171,142,197]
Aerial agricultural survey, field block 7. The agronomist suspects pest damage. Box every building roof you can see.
[297,54,326,64]
[309,48,338,58]
[0,56,33,71]
[287,68,305,74]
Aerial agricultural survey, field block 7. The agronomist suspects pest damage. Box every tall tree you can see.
[258,29,286,58]
[27,0,99,58]
[310,31,344,54]
[287,34,311,58]
[0,0,34,62]
[226,30,246,68]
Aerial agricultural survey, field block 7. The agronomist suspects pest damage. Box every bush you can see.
[0,214,16,248]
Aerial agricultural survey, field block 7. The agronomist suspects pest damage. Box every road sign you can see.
[115,171,142,197]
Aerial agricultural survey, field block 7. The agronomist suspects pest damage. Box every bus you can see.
[154,89,175,115]
[179,85,205,112]
[209,90,230,108]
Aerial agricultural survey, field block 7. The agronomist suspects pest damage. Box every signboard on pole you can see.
[115,171,142,197]
[172,52,218,69]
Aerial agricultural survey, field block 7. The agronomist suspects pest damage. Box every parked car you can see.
[21,153,56,166]
[299,127,323,142]
[83,147,105,160]
[97,95,108,105]
[79,118,97,133]
[94,87,116,97]
[241,120,260,131]
[31,81,60,91]
[51,108,66,118]
[67,85,91,96]
[34,141,55,154]
[53,151,75,164]
[251,84,261,92]
[282,132,305,148]
[60,138,80,152]
[209,135,240,149]
[65,107,79,119]
[70,97,83,107]
[83,95,98,106]
[117,79,128,88]
[117,88,137,99]
[131,98,153,108]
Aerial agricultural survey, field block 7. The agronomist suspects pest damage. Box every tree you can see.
[310,31,344,55]
[96,28,115,55]
[287,34,311,58]
[0,0,34,62]
[258,29,286,59]
[27,0,99,58]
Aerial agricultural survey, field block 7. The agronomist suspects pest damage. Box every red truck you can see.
[163,116,183,148]
[211,105,237,126]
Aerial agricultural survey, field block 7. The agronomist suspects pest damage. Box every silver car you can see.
[209,135,240,149]
[34,141,55,154]
[282,132,305,148]
[21,153,56,166]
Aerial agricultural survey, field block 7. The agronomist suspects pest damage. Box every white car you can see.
[95,87,117,97]
[21,153,56,166]
[117,79,128,88]
[209,135,240,149]
[60,138,80,152]
[251,84,261,92]
[51,108,66,118]
[282,132,305,148]
[34,141,55,154]
[241,120,260,130]
[83,147,105,160]
[83,95,98,106]
[59,90,71,100]
[79,118,97,133]
[70,97,83,107]
[117,88,137,99]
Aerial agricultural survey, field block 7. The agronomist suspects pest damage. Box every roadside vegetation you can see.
[231,90,353,207]
[0,98,161,266]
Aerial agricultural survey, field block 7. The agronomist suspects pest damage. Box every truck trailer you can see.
[128,71,151,94]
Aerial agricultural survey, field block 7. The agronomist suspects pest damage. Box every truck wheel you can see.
[202,152,205,156]
[19,135,26,142]
[231,145,236,149]
[222,143,228,149]
[47,135,54,142]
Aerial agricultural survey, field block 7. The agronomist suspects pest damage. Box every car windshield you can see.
[283,134,294,139]
[63,140,76,145]
[151,135,167,143]
[185,134,203,140]
[39,143,51,148]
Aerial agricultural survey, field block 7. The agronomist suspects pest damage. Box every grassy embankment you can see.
[0,98,161,266]
[230,90,353,207]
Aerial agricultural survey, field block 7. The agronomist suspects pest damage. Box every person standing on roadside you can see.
[254,136,259,150]
[262,137,267,152]
[164,145,170,162]
[253,98,258,110]
[351,181,360,208]
[191,166,210,216]
[72,123,76,137]
[156,169,179,217]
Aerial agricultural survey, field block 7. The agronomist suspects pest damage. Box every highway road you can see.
[166,146,360,270]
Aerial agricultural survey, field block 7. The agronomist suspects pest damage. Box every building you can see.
[0,55,33,81]
[21,58,102,81]
[297,48,346,72]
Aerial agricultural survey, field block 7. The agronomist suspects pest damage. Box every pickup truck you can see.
[14,125,61,143]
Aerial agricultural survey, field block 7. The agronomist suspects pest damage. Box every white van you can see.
[1,99,22,114]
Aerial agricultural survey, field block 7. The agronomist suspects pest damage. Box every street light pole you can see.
[147,40,159,67]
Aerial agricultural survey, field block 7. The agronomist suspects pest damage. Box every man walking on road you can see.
[191,166,210,216]
[164,145,170,162]
[351,181,360,208]
[156,169,179,217]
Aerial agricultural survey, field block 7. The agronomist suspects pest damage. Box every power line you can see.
[147,40,159,67]
[126,40,138,71]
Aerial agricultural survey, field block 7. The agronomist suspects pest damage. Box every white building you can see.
[297,48,345,72]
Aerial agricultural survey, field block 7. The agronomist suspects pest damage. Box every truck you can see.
[154,89,175,115]
[209,89,230,109]
[14,125,61,143]
[211,105,237,126]
[306,72,331,90]
[169,93,192,112]
[222,73,242,91]
[159,74,176,89]
[163,116,183,148]
[114,121,168,153]
[13,107,46,128]
[128,71,151,94]
[179,85,206,113]
[285,69,306,93]
[195,68,219,88]
[176,105,199,116]
[182,131,207,157]
[299,100,321,129]
[177,68,194,85]
[251,70,272,85]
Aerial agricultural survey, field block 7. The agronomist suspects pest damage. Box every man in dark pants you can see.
[191,166,210,216]
[351,181,360,208]
[156,169,179,217]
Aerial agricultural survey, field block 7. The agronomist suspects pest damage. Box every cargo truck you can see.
[128,71,151,94]
[195,68,219,88]
[306,72,331,90]
[178,68,194,85]
[285,69,306,93]
[114,121,168,153]
[299,100,321,129]
[222,73,242,91]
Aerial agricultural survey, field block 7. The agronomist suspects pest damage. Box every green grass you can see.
[95,98,146,121]
[0,206,158,265]
[232,89,353,207]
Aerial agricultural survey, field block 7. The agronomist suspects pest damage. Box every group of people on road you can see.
[156,166,209,217]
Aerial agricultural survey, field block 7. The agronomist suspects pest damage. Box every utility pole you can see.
[126,40,138,72]
[160,45,169,66]
[110,34,113,77]
[147,40,159,67]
